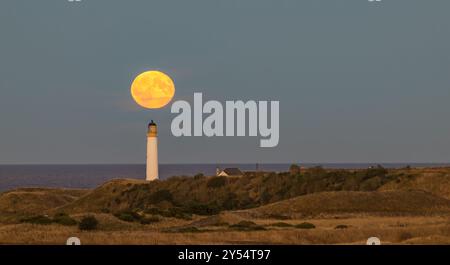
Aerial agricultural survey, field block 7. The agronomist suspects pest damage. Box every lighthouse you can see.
[146,120,159,181]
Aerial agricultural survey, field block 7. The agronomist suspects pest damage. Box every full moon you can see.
[131,71,175,109]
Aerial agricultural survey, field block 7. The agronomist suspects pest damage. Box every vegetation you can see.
[148,189,173,204]
[140,215,161,225]
[21,213,77,226]
[229,221,266,231]
[207,176,227,188]
[165,226,201,233]
[270,222,293,227]
[20,215,53,225]
[289,164,301,175]
[114,211,142,222]
[3,167,450,244]
[114,210,161,224]
[109,166,401,217]
[144,207,192,220]
[79,216,99,231]
[295,222,316,229]
[53,213,77,226]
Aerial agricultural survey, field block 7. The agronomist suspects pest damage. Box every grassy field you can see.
[1,215,450,244]
[1,167,450,245]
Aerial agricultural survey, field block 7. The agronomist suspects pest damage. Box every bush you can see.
[115,212,135,222]
[144,207,164,215]
[267,214,290,220]
[53,213,77,226]
[270,222,293,227]
[363,165,387,180]
[164,226,200,233]
[114,211,141,222]
[21,215,53,225]
[187,202,221,216]
[144,207,192,220]
[148,189,173,203]
[295,222,316,229]
[166,207,193,220]
[335,225,348,229]
[229,221,266,231]
[79,216,99,231]
[398,232,414,241]
[207,176,227,188]
[194,173,205,179]
[140,216,161,225]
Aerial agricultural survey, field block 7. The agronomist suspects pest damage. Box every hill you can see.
[239,190,450,219]
[379,169,450,199]
[3,167,450,221]
[55,179,147,214]
[0,188,88,222]
[52,166,406,216]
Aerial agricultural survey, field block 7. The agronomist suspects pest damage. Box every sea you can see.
[0,163,449,192]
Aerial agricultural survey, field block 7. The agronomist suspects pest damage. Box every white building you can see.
[146,120,158,181]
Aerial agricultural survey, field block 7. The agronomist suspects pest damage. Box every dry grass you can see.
[1,216,450,245]
[2,168,450,245]
[0,188,88,223]
[239,190,450,219]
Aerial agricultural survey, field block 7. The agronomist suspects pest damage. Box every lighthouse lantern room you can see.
[146,120,159,181]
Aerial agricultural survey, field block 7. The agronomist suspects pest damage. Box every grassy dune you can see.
[240,190,450,219]
[0,188,88,223]
[1,167,450,244]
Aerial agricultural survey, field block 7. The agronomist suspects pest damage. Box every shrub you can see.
[144,207,192,220]
[79,216,99,231]
[144,207,163,215]
[295,222,316,229]
[270,222,293,227]
[148,189,173,203]
[363,165,387,180]
[21,215,53,225]
[207,176,227,188]
[229,221,266,231]
[53,213,77,226]
[101,208,110,213]
[360,177,383,191]
[176,227,200,233]
[309,166,327,178]
[166,207,193,220]
[398,232,414,241]
[335,225,348,229]
[260,190,272,204]
[194,173,205,179]
[115,212,136,222]
[140,216,161,225]
[164,226,200,233]
[267,214,290,220]
[114,211,141,222]
[231,220,256,227]
[187,202,221,216]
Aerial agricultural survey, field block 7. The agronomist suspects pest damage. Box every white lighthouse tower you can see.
[146,120,159,181]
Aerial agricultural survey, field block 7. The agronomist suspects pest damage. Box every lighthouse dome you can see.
[147,120,157,137]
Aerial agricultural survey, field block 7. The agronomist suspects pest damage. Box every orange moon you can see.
[131,71,175,109]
